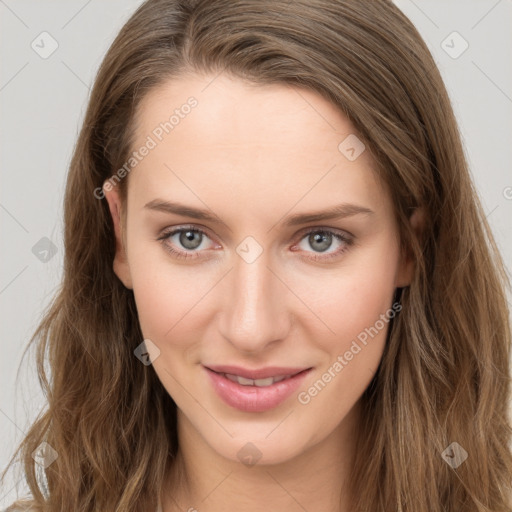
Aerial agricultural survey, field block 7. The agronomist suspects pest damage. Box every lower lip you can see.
[204,366,312,413]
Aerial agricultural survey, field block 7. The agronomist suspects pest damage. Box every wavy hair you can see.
[2,0,511,510]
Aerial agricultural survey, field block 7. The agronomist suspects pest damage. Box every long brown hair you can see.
[3,1,511,510]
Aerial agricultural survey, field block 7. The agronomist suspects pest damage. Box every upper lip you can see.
[204,364,312,380]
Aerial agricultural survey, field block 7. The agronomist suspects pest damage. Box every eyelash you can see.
[157,224,354,263]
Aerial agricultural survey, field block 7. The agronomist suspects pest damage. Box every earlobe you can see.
[103,181,133,289]
[395,206,425,288]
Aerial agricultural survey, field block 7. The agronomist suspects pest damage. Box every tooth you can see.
[224,373,254,385]
[254,377,275,387]
[237,376,255,386]
[222,373,292,387]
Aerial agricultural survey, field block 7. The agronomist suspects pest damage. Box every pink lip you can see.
[203,365,312,413]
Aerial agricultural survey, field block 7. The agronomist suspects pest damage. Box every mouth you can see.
[203,365,313,412]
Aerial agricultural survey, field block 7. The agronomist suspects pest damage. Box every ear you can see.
[395,206,425,288]
[103,181,133,289]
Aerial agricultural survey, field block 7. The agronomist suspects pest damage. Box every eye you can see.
[292,228,354,262]
[157,225,354,262]
[157,225,218,260]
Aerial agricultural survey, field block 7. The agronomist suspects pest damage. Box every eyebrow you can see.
[144,199,374,228]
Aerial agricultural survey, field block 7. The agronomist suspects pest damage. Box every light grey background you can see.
[1,0,511,505]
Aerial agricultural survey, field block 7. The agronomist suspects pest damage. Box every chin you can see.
[203,426,311,468]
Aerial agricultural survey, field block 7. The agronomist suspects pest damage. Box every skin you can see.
[103,72,422,512]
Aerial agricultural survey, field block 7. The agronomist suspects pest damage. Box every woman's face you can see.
[104,72,414,466]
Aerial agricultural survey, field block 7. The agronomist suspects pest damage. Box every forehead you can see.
[127,72,389,218]
[136,72,354,150]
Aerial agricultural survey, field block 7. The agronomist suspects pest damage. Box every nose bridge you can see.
[218,240,289,351]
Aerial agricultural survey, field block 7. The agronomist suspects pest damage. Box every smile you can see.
[203,366,312,412]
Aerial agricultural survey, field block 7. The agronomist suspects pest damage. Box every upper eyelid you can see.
[294,225,353,238]
[161,224,352,246]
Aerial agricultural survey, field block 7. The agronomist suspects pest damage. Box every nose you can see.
[217,247,290,353]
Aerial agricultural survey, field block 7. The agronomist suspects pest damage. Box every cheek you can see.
[127,241,220,354]
[130,269,199,345]
[295,259,399,428]
[333,270,396,343]
[290,247,400,351]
